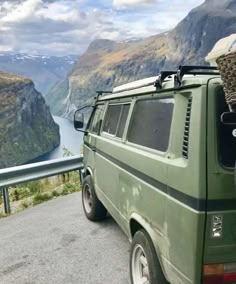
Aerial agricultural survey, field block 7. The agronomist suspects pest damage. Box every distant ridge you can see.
[0,53,78,95]
[45,0,236,115]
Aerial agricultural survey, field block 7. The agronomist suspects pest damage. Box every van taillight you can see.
[204,264,236,284]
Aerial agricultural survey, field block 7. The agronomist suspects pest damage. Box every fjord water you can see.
[34,116,84,162]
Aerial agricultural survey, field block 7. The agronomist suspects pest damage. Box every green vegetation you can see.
[0,170,81,217]
[61,182,79,195]
[52,190,60,197]
[10,180,43,201]
[33,193,52,205]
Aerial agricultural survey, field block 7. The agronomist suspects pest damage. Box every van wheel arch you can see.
[129,216,168,283]
[129,216,157,242]
[84,167,93,179]
[130,218,144,237]
[129,225,168,284]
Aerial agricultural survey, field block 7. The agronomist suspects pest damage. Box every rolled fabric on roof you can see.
[216,51,236,110]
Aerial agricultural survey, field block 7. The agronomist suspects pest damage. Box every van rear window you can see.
[128,98,174,152]
[217,88,236,168]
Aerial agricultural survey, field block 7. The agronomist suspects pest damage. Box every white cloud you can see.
[2,0,42,22]
[0,44,12,52]
[0,0,205,55]
[113,0,156,9]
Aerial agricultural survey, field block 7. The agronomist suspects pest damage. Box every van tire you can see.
[130,229,168,284]
[82,175,107,221]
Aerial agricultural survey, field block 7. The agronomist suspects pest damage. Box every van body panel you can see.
[91,136,205,284]
[203,78,236,265]
[204,212,236,263]
[165,86,207,283]
[94,135,168,235]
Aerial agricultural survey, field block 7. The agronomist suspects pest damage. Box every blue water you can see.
[33,116,84,162]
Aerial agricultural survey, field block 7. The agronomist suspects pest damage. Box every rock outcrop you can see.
[45,0,236,115]
[0,72,60,168]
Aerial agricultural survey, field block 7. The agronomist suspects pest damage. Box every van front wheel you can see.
[82,175,107,221]
[130,230,168,284]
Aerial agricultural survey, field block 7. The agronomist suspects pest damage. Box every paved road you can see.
[0,193,130,284]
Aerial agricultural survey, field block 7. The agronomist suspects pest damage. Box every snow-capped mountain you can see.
[0,53,78,94]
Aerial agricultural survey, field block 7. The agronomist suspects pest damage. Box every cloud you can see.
[1,0,42,22]
[0,0,127,55]
[113,0,157,9]
[0,0,205,56]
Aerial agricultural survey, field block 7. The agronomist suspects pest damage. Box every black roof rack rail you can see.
[95,91,112,100]
[175,65,220,87]
[96,91,113,95]
[154,71,176,89]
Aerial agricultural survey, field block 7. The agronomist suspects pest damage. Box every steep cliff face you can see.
[46,0,236,115]
[171,0,236,64]
[0,72,60,168]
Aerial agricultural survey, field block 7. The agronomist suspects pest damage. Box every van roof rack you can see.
[97,65,220,97]
[95,91,112,100]
[96,91,113,95]
[113,73,176,94]
[154,71,176,88]
[175,65,220,87]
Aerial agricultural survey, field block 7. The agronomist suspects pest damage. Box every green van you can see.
[74,66,236,284]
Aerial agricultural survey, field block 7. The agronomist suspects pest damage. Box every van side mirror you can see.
[221,112,236,125]
[74,111,84,130]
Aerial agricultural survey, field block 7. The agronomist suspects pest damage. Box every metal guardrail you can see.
[0,155,84,215]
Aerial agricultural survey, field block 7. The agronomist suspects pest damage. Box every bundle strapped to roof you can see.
[205,33,236,111]
[216,51,236,111]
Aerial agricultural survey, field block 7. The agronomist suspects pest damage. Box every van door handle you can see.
[91,146,96,152]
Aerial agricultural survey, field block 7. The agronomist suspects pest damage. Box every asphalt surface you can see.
[0,193,130,284]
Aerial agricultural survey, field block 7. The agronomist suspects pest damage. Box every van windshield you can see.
[217,87,236,168]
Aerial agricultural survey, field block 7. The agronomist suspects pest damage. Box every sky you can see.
[0,0,205,56]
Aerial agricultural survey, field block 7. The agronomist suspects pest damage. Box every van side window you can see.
[91,104,105,134]
[103,105,122,135]
[128,98,174,152]
[103,104,130,138]
[117,105,130,138]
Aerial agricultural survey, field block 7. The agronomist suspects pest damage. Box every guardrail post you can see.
[2,187,11,214]
[79,169,83,184]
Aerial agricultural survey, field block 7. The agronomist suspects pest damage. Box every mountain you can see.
[0,72,60,168]
[45,0,236,116]
[0,53,78,95]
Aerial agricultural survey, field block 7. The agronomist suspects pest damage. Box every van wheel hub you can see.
[132,244,150,284]
[83,184,93,213]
